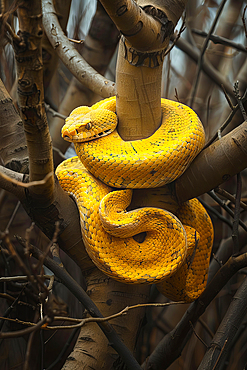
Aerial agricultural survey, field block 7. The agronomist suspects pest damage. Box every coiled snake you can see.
[56,97,214,302]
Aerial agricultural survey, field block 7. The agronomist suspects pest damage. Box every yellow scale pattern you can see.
[62,97,205,188]
[57,97,214,302]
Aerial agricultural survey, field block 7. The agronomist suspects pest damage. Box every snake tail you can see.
[156,199,214,302]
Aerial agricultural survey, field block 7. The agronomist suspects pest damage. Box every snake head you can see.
[61,107,118,142]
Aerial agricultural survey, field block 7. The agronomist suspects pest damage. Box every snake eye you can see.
[86,122,92,130]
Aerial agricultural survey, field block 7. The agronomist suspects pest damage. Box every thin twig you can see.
[24,223,35,257]
[198,318,214,339]
[33,221,60,272]
[164,15,186,57]
[23,327,36,370]
[53,146,66,160]
[206,95,211,128]
[4,200,20,233]
[45,102,66,120]
[190,0,228,107]
[0,169,53,188]
[1,232,38,292]
[68,37,84,44]
[199,198,233,229]
[15,236,142,370]
[2,18,21,43]
[191,29,247,54]
[0,302,185,332]
[1,232,50,304]
[174,88,180,103]
[232,173,242,253]
[221,84,234,110]
[0,274,55,283]
[0,285,26,331]
[234,82,247,121]
[211,339,228,370]
[207,190,247,232]
[0,316,50,338]
[0,292,34,307]
[46,302,185,330]
[204,90,247,149]
[189,321,208,348]
[174,36,235,98]
[214,187,247,211]
[243,5,247,38]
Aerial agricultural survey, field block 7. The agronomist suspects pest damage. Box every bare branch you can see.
[173,36,235,98]
[0,168,53,189]
[192,29,247,54]
[41,0,116,98]
[198,277,247,370]
[15,236,143,370]
[143,253,247,370]
[0,316,50,338]
[190,0,228,107]
[175,120,247,203]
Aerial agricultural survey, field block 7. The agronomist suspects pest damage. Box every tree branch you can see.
[16,236,143,370]
[198,276,247,370]
[41,0,116,98]
[143,253,247,370]
[191,29,247,54]
[175,120,247,203]
[173,36,236,98]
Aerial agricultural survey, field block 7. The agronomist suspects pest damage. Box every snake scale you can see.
[56,97,214,302]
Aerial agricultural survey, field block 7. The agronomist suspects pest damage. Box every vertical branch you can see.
[189,0,228,107]
[14,0,54,198]
[232,173,242,253]
[197,277,247,370]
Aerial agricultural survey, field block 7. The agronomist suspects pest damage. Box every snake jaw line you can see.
[61,102,118,143]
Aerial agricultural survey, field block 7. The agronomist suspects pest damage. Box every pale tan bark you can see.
[42,0,72,91]
[4,1,247,369]
[16,1,54,198]
[63,270,150,370]
[42,0,116,98]
[0,79,28,172]
[50,2,119,158]
[175,120,247,203]
[116,38,164,139]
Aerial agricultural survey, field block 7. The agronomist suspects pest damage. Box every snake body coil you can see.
[56,97,214,302]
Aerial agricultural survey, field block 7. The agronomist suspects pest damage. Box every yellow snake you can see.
[56,97,214,302]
